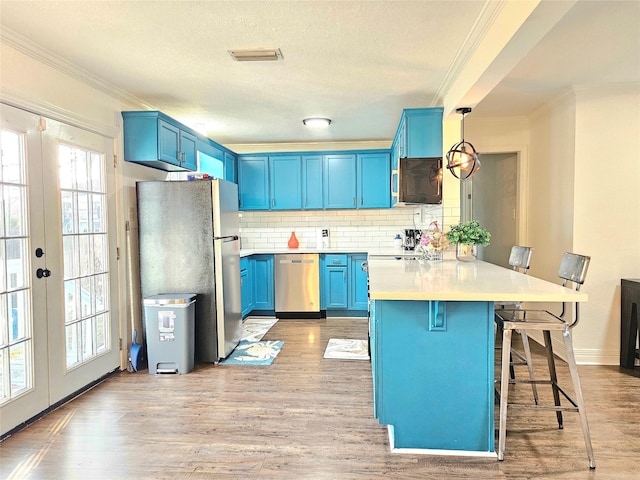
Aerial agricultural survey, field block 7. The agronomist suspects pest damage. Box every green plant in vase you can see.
[446,220,490,262]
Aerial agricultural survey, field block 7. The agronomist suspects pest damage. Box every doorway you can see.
[463,152,519,268]
[0,104,120,436]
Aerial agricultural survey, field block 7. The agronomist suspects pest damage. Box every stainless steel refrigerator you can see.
[136,178,242,363]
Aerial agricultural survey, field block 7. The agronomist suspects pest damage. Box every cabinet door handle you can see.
[360,196,363,205]
[352,197,355,206]
[272,198,275,206]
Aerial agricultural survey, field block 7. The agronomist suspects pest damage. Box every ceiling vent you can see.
[228,48,283,62]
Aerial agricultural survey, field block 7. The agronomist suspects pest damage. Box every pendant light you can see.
[445,107,480,180]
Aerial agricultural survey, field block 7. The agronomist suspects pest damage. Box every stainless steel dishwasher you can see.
[274,253,320,318]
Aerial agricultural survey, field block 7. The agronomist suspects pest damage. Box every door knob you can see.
[36,268,51,278]
[35,247,45,258]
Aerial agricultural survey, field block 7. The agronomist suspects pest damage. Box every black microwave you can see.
[397,157,443,205]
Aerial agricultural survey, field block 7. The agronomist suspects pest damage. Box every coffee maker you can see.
[403,229,421,251]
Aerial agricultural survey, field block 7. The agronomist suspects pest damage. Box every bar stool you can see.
[495,246,538,403]
[494,252,595,469]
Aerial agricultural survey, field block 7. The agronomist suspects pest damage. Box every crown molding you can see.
[430,0,508,109]
[1,27,153,110]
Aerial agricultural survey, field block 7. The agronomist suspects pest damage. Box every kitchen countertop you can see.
[367,257,588,303]
[239,247,422,258]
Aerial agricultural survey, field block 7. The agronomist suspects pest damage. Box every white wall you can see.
[528,91,577,281]
[465,87,640,365]
[1,41,166,368]
[571,85,640,364]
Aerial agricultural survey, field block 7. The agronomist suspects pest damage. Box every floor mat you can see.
[220,340,284,366]
[323,338,369,360]
[241,317,279,342]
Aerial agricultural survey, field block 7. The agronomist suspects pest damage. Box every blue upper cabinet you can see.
[357,153,390,208]
[237,149,393,211]
[224,151,237,183]
[179,129,197,170]
[324,154,357,209]
[302,155,323,209]
[123,111,198,172]
[400,108,443,158]
[270,155,302,210]
[238,156,270,210]
[391,108,443,206]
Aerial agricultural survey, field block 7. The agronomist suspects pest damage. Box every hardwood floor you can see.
[1,317,639,479]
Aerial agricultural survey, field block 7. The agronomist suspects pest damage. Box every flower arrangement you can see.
[418,221,449,259]
[445,220,491,246]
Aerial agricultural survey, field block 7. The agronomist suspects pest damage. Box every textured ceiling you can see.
[1,0,638,145]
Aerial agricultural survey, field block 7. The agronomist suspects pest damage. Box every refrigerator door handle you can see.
[214,235,239,242]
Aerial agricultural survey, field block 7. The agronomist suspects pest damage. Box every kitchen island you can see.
[367,257,587,457]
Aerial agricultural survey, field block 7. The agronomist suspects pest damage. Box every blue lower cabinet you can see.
[349,254,369,310]
[372,299,495,453]
[240,257,252,318]
[370,300,379,418]
[325,265,348,309]
[251,254,274,311]
[321,253,368,314]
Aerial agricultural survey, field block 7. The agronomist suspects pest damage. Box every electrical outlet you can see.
[414,208,422,224]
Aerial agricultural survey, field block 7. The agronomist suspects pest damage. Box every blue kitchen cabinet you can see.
[323,254,349,309]
[240,257,253,318]
[357,153,390,208]
[324,154,357,209]
[349,254,369,310]
[123,111,198,171]
[394,120,405,169]
[391,108,443,206]
[269,155,302,210]
[322,253,368,314]
[398,108,443,159]
[251,254,274,311]
[372,299,494,452]
[224,151,237,183]
[302,155,324,209]
[238,156,270,210]
[370,300,379,418]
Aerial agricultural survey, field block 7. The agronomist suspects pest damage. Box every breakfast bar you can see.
[367,257,588,456]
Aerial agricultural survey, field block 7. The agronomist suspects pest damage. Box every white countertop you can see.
[239,247,418,258]
[367,257,588,303]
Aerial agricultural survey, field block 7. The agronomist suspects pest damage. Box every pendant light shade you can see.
[446,107,480,180]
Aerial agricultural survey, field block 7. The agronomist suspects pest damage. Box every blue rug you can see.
[220,340,284,366]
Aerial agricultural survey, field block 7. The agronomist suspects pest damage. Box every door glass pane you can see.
[59,143,111,370]
[9,342,30,396]
[0,127,34,404]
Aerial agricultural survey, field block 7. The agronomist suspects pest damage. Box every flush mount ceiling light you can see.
[446,107,481,180]
[302,118,331,128]
[228,48,283,62]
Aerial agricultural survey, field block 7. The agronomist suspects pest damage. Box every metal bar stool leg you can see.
[542,330,564,429]
[563,329,596,469]
[519,329,539,404]
[498,328,513,461]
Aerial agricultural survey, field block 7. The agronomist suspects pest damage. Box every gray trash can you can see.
[143,294,196,374]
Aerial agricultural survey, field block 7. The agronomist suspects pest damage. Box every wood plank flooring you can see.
[1,317,640,479]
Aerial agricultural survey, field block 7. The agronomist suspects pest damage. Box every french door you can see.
[0,104,120,435]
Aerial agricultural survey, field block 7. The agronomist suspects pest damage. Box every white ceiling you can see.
[1,0,638,145]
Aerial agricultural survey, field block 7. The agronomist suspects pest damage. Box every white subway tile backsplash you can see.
[239,207,448,250]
